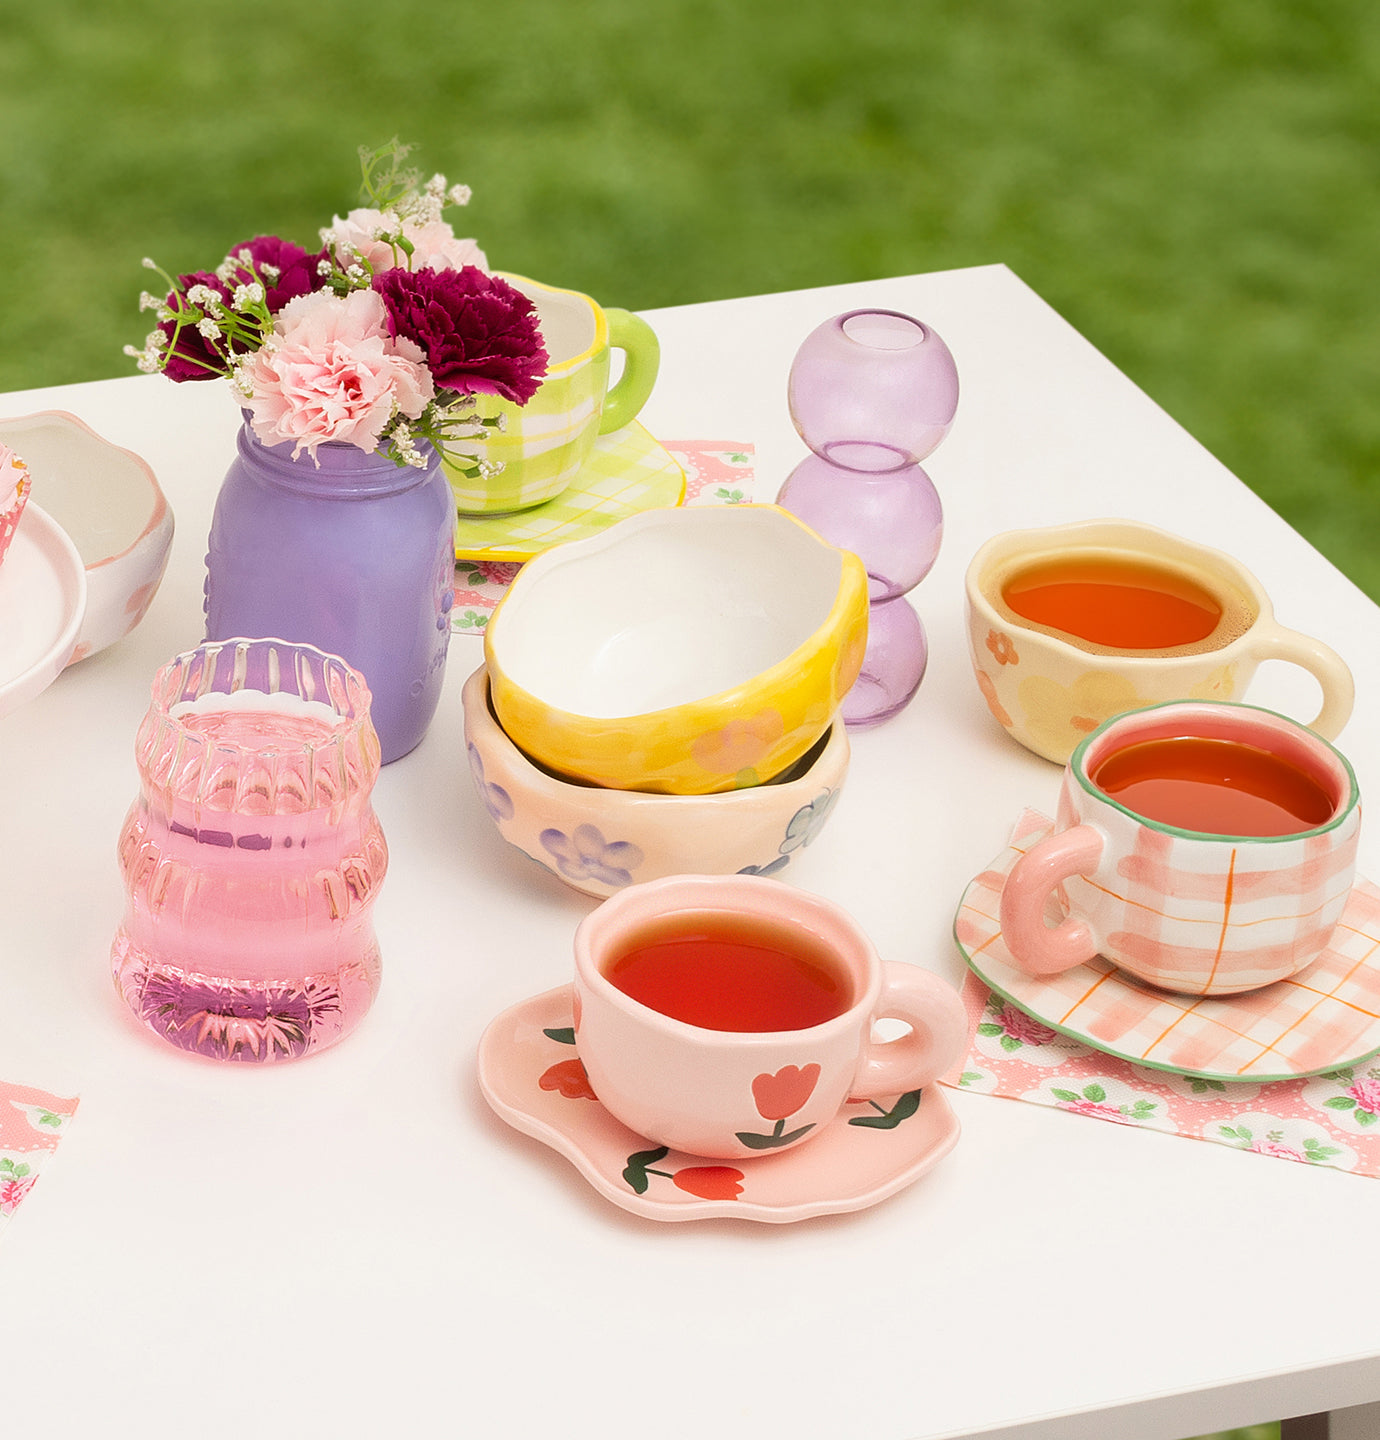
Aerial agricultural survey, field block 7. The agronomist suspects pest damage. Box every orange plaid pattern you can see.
[956,812,1380,1081]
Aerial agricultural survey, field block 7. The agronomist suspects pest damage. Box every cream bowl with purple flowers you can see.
[461,665,850,898]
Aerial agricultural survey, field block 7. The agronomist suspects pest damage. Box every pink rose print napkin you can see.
[450,442,757,633]
[0,1081,79,1237]
[942,810,1380,1178]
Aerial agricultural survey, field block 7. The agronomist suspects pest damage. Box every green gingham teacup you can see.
[445,274,660,514]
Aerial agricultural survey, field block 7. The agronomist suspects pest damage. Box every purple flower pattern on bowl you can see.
[540,824,644,889]
[467,742,514,822]
[739,786,839,876]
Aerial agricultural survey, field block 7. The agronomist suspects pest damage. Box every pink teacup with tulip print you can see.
[572,873,968,1160]
[999,700,1361,996]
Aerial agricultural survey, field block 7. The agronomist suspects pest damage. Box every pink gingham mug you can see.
[1000,701,1360,996]
[573,874,967,1159]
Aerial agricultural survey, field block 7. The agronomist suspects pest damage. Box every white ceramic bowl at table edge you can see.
[462,664,851,898]
[0,500,87,718]
[0,411,174,664]
[483,503,868,795]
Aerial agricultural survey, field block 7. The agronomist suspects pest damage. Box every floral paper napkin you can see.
[0,1081,79,1235]
[943,810,1380,1177]
[450,441,757,633]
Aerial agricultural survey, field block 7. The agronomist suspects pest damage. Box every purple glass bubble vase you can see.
[777,309,957,728]
[204,420,457,763]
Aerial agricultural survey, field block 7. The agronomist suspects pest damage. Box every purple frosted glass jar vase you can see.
[204,421,457,763]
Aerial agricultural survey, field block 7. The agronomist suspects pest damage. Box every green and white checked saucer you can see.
[453,421,686,563]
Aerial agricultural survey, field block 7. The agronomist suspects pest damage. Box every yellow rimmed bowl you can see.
[483,504,868,795]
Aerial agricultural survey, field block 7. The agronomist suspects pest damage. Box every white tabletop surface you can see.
[1,265,1378,1440]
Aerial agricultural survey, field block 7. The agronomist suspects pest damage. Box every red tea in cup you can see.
[605,913,851,1032]
[1091,734,1337,837]
[1000,554,1226,651]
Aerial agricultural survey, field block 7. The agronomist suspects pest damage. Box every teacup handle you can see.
[1247,620,1355,741]
[999,824,1105,977]
[850,963,968,1099]
[599,309,661,434]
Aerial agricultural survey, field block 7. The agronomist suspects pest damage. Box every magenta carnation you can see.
[372,266,548,403]
[158,271,231,381]
[225,235,330,314]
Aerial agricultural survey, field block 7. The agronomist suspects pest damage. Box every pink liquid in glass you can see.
[112,642,387,1063]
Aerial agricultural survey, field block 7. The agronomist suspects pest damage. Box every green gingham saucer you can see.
[453,421,686,564]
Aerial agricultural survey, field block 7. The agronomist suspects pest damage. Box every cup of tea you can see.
[572,873,968,1159]
[999,699,1361,996]
[965,519,1355,764]
[443,273,660,515]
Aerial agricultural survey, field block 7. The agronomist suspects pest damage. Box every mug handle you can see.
[999,824,1105,977]
[598,309,661,435]
[1247,620,1355,740]
[850,963,968,1099]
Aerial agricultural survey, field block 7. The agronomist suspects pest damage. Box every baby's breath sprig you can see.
[323,139,476,278]
[126,251,278,381]
[356,137,471,226]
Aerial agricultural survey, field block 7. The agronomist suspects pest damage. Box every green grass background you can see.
[3,2,1373,1433]
[2,0,1377,613]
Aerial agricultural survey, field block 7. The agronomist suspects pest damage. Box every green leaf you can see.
[1083,1083,1106,1103]
[543,1026,577,1046]
[1324,1096,1357,1110]
[1356,1109,1377,1126]
[735,1123,816,1149]
[621,1146,669,1194]
[999,1034,1022,1051]
[976,1023,1003,1037]
[848,1089,923,1129]
[959,1071,982,1087]
[1050,1088,1080,1103]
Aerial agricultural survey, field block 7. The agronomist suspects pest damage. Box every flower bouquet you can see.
[127,139,549,479]
[125,141,548,763]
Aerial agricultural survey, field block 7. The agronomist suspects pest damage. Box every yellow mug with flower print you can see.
[443,273,660,515]
[964,519,1354,765]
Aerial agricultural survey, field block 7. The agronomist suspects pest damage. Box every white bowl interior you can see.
[494,508,843,717]
[0,412,163,567]
[508,278,596,369]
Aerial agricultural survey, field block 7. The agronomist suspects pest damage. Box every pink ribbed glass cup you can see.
[111,638,388,1062]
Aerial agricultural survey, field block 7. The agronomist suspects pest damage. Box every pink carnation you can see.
[240,289,434,460]
[330,208,489,275]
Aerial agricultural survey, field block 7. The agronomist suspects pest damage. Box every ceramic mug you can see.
[965,519,1355,765]
[572,873,967,1159]
[443,273,660,515]
[999,700,1361,996]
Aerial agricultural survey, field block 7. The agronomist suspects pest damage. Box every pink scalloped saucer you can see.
[478,985,961,1223]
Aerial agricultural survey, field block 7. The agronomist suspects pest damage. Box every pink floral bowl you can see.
[462,664,850,898]
[0,412,173,665]
[0,444,31,570]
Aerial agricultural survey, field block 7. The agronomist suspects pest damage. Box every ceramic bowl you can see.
[462,664,850,897]
[0,444,31,570]
[483,504,868,794]
[0,412,174,665]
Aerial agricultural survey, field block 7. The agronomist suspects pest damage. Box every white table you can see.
[2,266,1378,1440]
